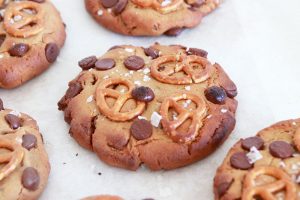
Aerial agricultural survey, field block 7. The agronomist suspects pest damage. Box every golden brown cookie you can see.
[85,0,221,36]
[58,43,238,170]
[0,98,50,199]
[0,0,66,89]
[214,119,300,200]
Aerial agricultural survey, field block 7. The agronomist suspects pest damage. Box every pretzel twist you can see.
[96,77,146,122]
[160,93,207,143]
[242,166,297,200]
[131,0,183,14]
[151,54,213,85]
[0,136,24,181]
[4,1,44,38]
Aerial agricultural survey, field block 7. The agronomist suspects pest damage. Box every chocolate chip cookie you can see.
[0,0,66,89]
[0,98,50,199]
[214,119,300,200]
[85,0,221,36]
[58,43,238,170]
[82,195,124,200]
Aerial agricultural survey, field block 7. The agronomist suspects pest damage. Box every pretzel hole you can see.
[0,146,13,166]
[177,118,192,133]
[108,84,129,93]
[120,99,137,113]
[105,97,117,108]
[167,108,179,121]
[255,174,278,186]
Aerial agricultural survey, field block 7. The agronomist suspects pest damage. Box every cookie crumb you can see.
[246,146,262,164]
[151,112,162,127]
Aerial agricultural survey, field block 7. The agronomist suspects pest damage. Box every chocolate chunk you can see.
[144,47,160,59]
[217,180,233,197]
[95,58,116,70]
[205,86,227,104]
[130,119,153,140]
[45,43,59,63]
[242,136,264,151]
[29,0,45,3]
[113,0,128,15]
[187,48,208,58]
[0,35,5,47]
[0,98,3,111]
[5,114,21,129]
[8,43,29,57]
[164,27,184,36]
[124,56,145,70]
[230,152,253,170]
[101,0,118,8]
[21,167,40,191]
[78,56,97,70]
[212,115,236,145]
[224,88,238,98]
[132,86,155,102]
[22,134,37,150]
[65,82,82,99]
[269,141,294,159]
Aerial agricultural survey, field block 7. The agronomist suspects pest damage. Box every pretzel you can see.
[0,136,24,181]
[242,166,297,200]
[293,127,300,152]
[160,93,207,143]
[151,54,213,85]
[131,0,183,14]
[3,1,44,38]
[95,77,146,122]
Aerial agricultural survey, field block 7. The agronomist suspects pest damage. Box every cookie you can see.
[214,119,300,200]
[85,0,221,36]
[0,98,50,199]
[0,0,66,89]
[58,43,238,170]
[82,195,124,200]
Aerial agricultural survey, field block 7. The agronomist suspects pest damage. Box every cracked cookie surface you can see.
[0,99,50,200]
[85,0,221,36]
[0,0,66,89]
[214,119,300,200]
[58,43,238,170]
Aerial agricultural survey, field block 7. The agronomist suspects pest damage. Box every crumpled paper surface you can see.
[1,0,300,199]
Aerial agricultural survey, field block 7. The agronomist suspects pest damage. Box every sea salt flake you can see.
[292,122,297,126]
[13,15,22,22]
[143,75,151,82]
[129,70,134,74]
[107,8,112,13]
[246,146,262,164]
[134,81,141,85]
[0,54,4,59]
[97,9,103,16]
[86,95,93,103]
[125,48,134,53]
[279,161,286,168]
[138,116,147,120]
[103,75,109,79]
[185,86,191,91]
[221,108,228,113]
[161,0,171,7]
[206,114,212,119]
[143,68,150,74]
[151,112,162,127]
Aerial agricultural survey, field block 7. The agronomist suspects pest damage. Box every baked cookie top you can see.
[0,0,66,88]
[58,44,238,170]
[0,98,50,200]
[85,0,221,36]
[214,119,300,200]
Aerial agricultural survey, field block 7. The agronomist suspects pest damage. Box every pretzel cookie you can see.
[58,44,238,170]
[0,0,66,89]
[214,119,300,200]
[85,0,221,36]
[0,99,50,199]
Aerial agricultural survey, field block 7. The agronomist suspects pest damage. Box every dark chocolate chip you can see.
[113,0,128,15]
[224,88,238,98]
[22,134,37,150]
[212,115,236,145]
[0,34,6,47]
[8,43,29,57]
[144,47,160,59]
[187,48,208,58]
[130,119,153,140]
[101,0,118,8]
[5,114,21,129]
[65,82,82,99]
[242,136,264,151]
[78,56,97,70]
[230,152,253,170]
[95,58,116,70]
[45,43,59,63]
[217,180,233,197]
[131,86,155,102]
[29,0,45,3]
[269,141,294,159]
[205,86,227,104]
[164,27,184,36]
[21,167,40,191]
[0,98,3,111]
[124,55,145,70]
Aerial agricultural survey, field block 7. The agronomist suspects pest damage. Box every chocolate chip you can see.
[164,27,184,36]
[65,82,82,99]
[224,88,238,98]
[0,34,6,47]
[29,0,45,3]
[212,115,236,145]
[95,58,116,70]
[130,119,153,140]
[45,43,59,63]
[21,167,40,191]
[187,0,205,7]
[187,48,208,58]
[124,56,145,70]
[113,0,128,15]
[144,47,160,59]
[205,86,227,104]
[22,134,37,150]
[269,141,294,159]
[132,86,155,102]
[78,56,97,70]
[217,180,233,197]
[8,43,29,57]
[5,114,21,129]
[101,0,118,8]
[242,136,264,151]
[0,98,3,111]
[230,152,253,170]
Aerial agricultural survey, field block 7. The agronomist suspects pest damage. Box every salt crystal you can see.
[13,15,22,22]
[143,75,151,82]
[134,81,141,85]
[86,95,93,103]
[103,75,109,79]
[185,86,191,91]
[221,108,228,113]
[138,116,147,120]
[161,0,171,7]
[151,112,162,127]
[246,146,262,164]
[97,9,103,16]
[143,68,150,74]
[279,161,286,168]
[125,48,134,53]
[206,115,212,119]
